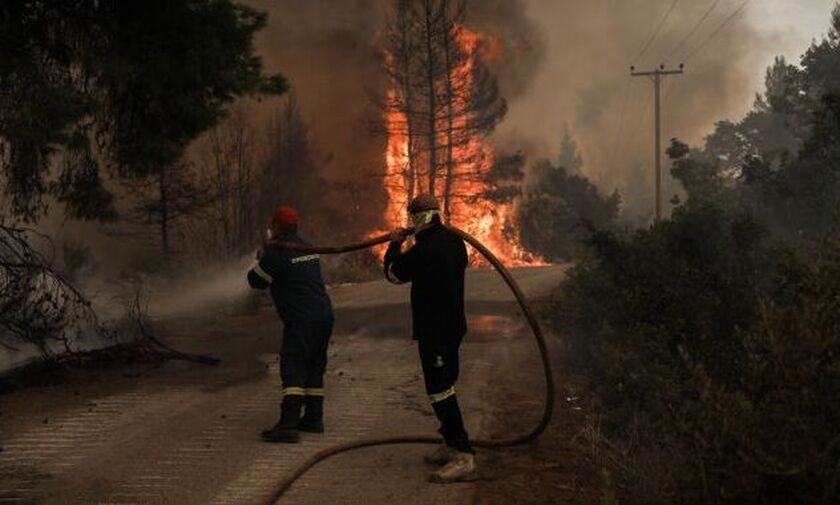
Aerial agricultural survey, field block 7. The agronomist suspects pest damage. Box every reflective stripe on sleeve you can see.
[281,386,305,396]
[303,388,325,396]
[428,385,456,404]
[253,264,273,284]
[291,254,320,264]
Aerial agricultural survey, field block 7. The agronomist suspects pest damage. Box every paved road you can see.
[0,266,565,504]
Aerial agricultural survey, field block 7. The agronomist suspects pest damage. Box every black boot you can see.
[261,395,302,443]
[299,395,324,433]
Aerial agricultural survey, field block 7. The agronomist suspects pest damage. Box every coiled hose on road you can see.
[260,225,555,504]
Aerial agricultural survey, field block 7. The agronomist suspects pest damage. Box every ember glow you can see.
[381,26,545,266]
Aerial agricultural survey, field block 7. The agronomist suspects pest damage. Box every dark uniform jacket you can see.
[384,222,468,349]
[247,232,334,323]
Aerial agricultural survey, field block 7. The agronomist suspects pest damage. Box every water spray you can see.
[259,225,555,504]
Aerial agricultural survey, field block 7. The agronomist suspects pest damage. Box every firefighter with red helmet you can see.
[384,193,477,483]
[247,206,334,443]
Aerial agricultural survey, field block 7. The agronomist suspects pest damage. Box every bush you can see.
[557,204,773,399]
[551,203,840,503]
[717,239,840,503]
[519,160,620,262]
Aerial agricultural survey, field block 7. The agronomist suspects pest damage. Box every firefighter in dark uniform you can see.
[384,193,477,483]
[247,206,334,443]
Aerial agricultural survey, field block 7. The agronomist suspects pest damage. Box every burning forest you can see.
[3,1,840,504]
[380,4,541,265]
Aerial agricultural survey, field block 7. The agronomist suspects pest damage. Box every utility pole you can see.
[631,63,683,220]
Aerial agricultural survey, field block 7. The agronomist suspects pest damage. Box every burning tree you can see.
[380,0,533,263]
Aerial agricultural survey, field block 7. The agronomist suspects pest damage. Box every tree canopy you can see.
[552,7,840,502]
[0,0,287,222]
[518,132,620,261]
[666,8,840,241]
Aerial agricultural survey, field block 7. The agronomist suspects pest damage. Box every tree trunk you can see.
[423,0,438,196]
[210,129,232,257]
[441,0,456,222]
[159,167,170,257]
[397,0,417,206]
[235,123,246,254]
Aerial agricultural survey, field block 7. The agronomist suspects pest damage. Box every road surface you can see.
[0,265,566,504]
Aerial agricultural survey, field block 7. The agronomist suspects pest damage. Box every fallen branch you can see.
[1,222,114,359]
[127,288,220,366]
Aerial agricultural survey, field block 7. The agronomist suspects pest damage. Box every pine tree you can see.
[557,127,583,174]
[380,0,506,221]
[0,0,286,223]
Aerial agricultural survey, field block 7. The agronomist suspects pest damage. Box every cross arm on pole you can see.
[630,64,685,77]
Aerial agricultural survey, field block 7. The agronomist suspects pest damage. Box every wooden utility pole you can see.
[631,64,683,220]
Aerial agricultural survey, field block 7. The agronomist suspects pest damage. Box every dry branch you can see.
[0,222,114,359]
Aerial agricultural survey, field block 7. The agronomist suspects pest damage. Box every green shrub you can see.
[552,204,840,503]
[556,204,773,414]
[519,160,620,262]
[716,239,840,503]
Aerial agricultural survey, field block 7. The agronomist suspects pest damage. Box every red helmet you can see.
[272,206,299,228]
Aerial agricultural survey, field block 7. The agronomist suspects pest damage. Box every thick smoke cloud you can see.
[493,0,791,218]
[242,0,544,228]
[6,0,821,349]
[244,1,804,221]
[241,0,388,236]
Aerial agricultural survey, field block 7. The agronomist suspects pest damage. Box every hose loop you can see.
[260,225,555,504]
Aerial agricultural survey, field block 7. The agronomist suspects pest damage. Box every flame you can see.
[379,25,544,267]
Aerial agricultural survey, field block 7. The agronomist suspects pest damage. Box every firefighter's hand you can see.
[389,227,410,242]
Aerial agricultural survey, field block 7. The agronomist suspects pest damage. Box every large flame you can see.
[380,26,544,266]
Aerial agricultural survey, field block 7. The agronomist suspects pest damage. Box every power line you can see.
[664,0,721,63]
[684,0,751,62]
[634,0,681,64]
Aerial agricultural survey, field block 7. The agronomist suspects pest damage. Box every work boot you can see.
[429,452,477,483]
[423,444,457,466]
[299,396,324,433]
[261,395,302,443]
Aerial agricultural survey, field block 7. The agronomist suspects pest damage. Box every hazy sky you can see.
[494,0,840,202]
[753,0,836,61]
[517,0,837,133]
[241,1,840,218]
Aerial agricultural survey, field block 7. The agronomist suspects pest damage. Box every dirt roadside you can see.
[472,304,603,505]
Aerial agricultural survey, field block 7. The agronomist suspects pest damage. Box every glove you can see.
[389,227,411,243]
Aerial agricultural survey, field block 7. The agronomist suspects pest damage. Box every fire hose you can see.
[259,225,555,504]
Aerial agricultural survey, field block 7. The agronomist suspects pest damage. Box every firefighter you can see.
[384,193,477,483]
[247,206,334,443]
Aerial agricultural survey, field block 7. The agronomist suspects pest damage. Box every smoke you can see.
[19,1,823,311]
[147,252,257,317]
[6,1,824,370]
[491,0,801,218]
[242,0,822,220]
[241,0,545,229]
[466,0,548,101]
[242,0,389,233]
